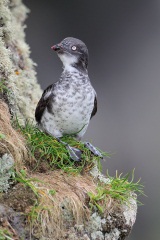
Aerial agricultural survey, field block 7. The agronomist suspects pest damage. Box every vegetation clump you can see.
[0,228,14,240]
[88,170,144,214]
[15,121,107,174]
[0,114,143,239]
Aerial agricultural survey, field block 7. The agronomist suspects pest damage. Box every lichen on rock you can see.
[0,153,14,192]
[0,0,42,122]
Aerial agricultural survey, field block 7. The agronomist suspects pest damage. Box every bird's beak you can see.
[51,44,61,51]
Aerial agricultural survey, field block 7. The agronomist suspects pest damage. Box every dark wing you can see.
[90,95,97,119]
[35,84,54,123]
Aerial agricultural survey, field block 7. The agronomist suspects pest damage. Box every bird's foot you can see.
[56,138,82,161]
[84,142,103,158]
[66,145,82,162]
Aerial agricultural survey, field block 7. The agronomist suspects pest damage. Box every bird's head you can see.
[51,37,89,72]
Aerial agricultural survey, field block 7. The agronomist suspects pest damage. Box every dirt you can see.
[0,182,37,212]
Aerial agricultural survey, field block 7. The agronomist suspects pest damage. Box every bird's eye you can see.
[71,46,77,51]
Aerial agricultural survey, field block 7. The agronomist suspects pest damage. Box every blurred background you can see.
[23,0,160,239]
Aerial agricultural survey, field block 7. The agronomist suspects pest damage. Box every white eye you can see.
[71,45,77,51]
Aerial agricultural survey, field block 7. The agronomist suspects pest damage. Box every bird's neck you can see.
[62,66,88,77]
[63,63,88,75]
[72,62,88,74]
[63,64,77,73]
[61,67,89,85]
[59,53,88,74]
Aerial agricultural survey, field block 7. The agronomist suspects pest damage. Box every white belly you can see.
[40,85,95,138]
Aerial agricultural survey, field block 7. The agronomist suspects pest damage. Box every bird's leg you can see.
[42,128,82,161]
[76,135,103,158]
[84,142,103,158]
[56,137,82,162]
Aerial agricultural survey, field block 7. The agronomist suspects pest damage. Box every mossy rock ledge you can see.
[0,0,137,239]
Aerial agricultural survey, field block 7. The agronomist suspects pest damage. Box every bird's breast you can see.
[51,80,94,132]
[40,73,96,137]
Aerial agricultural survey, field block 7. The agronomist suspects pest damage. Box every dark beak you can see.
[51,44,61,51]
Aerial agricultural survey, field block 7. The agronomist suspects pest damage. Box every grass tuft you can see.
[15,120,109,173]
[88,169,144,213]
[0,227,14,240]
[106,169,144,204]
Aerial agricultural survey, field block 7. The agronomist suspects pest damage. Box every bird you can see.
[35,37,102,161]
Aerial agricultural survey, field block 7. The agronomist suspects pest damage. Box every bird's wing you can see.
[35,84,54,123]
[90,95,97,119]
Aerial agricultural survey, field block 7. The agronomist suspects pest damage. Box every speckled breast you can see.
[41,71,96,138]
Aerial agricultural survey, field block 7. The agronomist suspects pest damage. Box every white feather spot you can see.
[58,53,78,72]
[43,90,52,100]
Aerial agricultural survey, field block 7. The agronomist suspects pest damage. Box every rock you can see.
[0,0,42,123]
[0,203,36,240]
[0,153,14,192]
